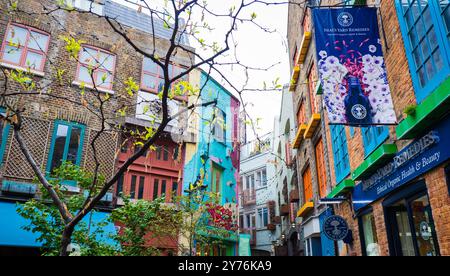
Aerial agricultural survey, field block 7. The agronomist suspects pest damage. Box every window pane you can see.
[80,47,98,65]
[153,179,159,200]
[6,25,28,46]
[130,175,137,199]
[25,52,44,70]
[98,52,114,71]
[95,71,113,88]
[78,65,93,83]
[161,180,167,197]
[3,45,23,64]
[163,145,169,161]
[50,124,69,172]
[142,74,163,91]
[362,212,380,256]
[28,31,49,51]
[66,126,82,165]
[143,57,158,73]
[138,176,145,199]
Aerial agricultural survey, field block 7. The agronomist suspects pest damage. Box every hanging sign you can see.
[322,215,349,241]
[312,7,397,126]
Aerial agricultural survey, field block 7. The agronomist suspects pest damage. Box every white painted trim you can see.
[0,62,45,77]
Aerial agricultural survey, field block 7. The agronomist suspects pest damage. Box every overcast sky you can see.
[113,0,290,141]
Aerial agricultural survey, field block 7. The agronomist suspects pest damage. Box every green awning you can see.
[352,144,398,181]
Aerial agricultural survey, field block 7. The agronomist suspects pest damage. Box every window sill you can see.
[72,81,115,95]
[0,62,45,77]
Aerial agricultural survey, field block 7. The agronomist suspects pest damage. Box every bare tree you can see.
[0,0,303,256]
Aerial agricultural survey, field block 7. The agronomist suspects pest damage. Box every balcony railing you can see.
[240,189,256,206]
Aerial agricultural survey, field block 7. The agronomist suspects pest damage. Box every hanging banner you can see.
[312,7,397,126]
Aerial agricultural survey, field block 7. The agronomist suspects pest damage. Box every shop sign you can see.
[353,118,450,211]
[322,215,349,241]
[312,7,396,126]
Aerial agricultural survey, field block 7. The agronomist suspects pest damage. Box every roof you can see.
[199,69,240,103]
[104,0,190,46]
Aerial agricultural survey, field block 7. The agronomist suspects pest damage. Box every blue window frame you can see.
[330,125,350,184]
[0,108,11,166]
[395,0,450,103]
[46,121,85,185]
[361,126,389,157]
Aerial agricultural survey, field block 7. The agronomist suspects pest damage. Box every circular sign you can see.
[351,104,368,120]
[323,215,349,241]
[337,12,354,27]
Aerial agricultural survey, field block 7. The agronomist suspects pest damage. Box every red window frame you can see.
[75,45,116,90]
[0,22,50,73]
[140,57,189,101]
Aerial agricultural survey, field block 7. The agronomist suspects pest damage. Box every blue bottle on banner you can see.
[344,76,373,125]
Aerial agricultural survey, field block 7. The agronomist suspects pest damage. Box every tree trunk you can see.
[60,225,75,256]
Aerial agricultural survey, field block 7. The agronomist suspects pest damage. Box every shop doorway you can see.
[385,183,440,256]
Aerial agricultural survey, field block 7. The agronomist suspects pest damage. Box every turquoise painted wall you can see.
[183,72,240,206]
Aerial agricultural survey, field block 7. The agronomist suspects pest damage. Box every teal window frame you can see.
[361,126,389,157]
[330,125,351,184]
[0,108,10,166]
[46,120,86,186]
[395,0,450,103]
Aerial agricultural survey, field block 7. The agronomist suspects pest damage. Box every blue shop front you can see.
[352,118,450,256]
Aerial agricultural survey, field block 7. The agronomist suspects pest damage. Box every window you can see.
[161,180,167,198]
[141,57,188,94]
[358,210,380,256]
[163,145,169,161]
[130,175,137,199]
[153,179,159,200]
[362,126,389,157]
[76,45,116,90]
[308,63,317,114]
[0,23,50,73]
[47,121,85,177]
[315,138,328,198]
[297,102,306,125]
[262,169,267,187]
[211,165,223,196]
[137,176,145,199]
[68,0,104,15]
[116,174,124,197]
[0,108,10,166]
[303,165,313,203]
[246,174,255,190]
[212,108,226,143]
[257,207,269,228]
[330,125,350,184]
[170,181,178,202]
[396,0,450,102]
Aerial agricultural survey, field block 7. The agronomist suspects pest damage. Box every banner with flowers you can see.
[312,7,396,126]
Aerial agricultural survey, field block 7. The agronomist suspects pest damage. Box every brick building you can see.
[0,0,197,255]
[288,0,450,256]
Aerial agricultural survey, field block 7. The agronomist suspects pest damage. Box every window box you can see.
[289,65,301,92]
[304,113,321,139]
[296,201,314,218]
[292,124,307,149]
[1,181,37,196]
[267,223,276,231]
[327,179,355,199]
[352,144,398,181]
[296,32,312,65]
[280,204,290,216]
[396,77,450,140]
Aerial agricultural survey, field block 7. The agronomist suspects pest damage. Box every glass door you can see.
[385,192,440,256]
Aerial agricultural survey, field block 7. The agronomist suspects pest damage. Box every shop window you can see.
[395,0,450,102]
[303,165,313,203]
[75,45,116,90]
[315,138,328,198]
[330,125,350,183]
[0,23,50,73]
[362,126,389,157]
[212,108,226,143]
[47,121,85,182]
[0,108,10,166]
[358,209,380,256]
